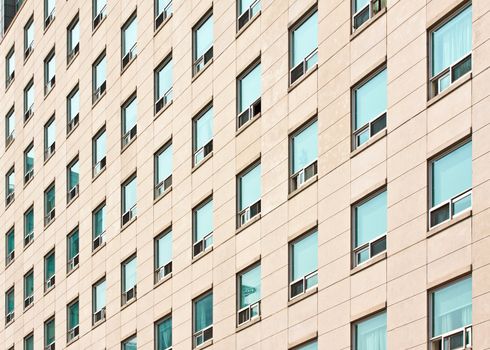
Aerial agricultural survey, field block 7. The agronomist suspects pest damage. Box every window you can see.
[44,317,55,349]
[429,140,472,228]
[24,16,34,59]
[6,46,15,87]
[292,340,318,350]
[67,228,79,273]
[155,56,173,114]
[290,119,318,192]
[23,79,34,122]
[44,182,55,226]
[289,230,318,299]
[430,276,472,349]
[237,162,261,227]
[192,105,213,166]
[352,0,386,30]
[5,287,14,324]
[122,14,137,69]
[93,52,107,103]
[67,299,79,342]
[44,49,56,95]
[44,250,55,291]
[156,316,172,350]
[5,166,15,206]
[193,292,213,347]
[237,263,261,326]
[44,0,55,28]
[193,11,213,76]
[5,107,15,147]
[24,206,34,246]
[429,4,472,97]
[155,0,173,29]
[24,333,34,350]
[92,278,107,324]
[5,227,15,265]
[67,85,80,134]
[93,127,107,177]
[155,229,172,283]
[290,9,318,85]
[122,255,137,305]
[122,335,137,350]
[67,157,80,203]
[237,62,261,128]
[352,67,387,149]
[93,0,107,29]
[44,117,56,160]
[24,143,34,184]
[93,202,106,250]
[154,142,172,198]
[122,175,137,226]
[237,0,261,31]
[353,189,387,267]
[122,94,137,148]
[353,311,387,350]
[67,15,80,63]
[24,269,34,309]
[192,197,213,257]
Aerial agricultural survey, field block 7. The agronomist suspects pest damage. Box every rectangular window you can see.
[6,46,15,87]
[155,57,173,114]
[44,0,55,28]
[122,335,137,350]
[67,227,79,273]
[93,52,107,103]
[93,202,106,250]
[155,0,173,29]
[5,166,15,206]
[430,4,472,97]
[5,107,15,147]
[67,299,79,342]
[430,276,472,349]
[24,269,34,309]
[155,316,172,350]
[24,16,34,59]
[429,140,472,228]
[5,227,14,265]
[237,263,261,326]
[92,278,107,324]
[237,162,261,227]
[24,142,34,184]
[293,340,318,350]
[44,117,56,160]
[122,255,137,305]
[93,0,107,28]
[122,14,137,69]
[290,119,318,192]
[44,49,56,95]
[290,9,318,85]
[23,79,34,121]
[122,95,137,148]
[155,229,172,283]
[44,250,55,291]
[122,175,137,225]
[44,317,55,348]
[352,0,386,30]
[237,0,261,31]
[193,292,213,347]
[5,287,14,324]
[24,206,34,246]
[353,311,387,350]
[44,182,55,226]
[237,62,261,129]
[93,127,107,177]
[192,198,213,257]
[353,189,387,267]
[67,157,80,203]
[193,11,213,76]
[289,229,318,299]
[67,15,80,63]
[24,333,34,350]
[67,85,80,134]
[154,142,172,198]
[193,105,213,166]
[352,67,387,149]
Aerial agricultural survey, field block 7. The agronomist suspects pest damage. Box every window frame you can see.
[24,332,34,350]
[5,166,15,206]
[236,262,261,326]
[44,116,56,161]
[154,227,173,284]
[192,9,214,76]
[44,181,56,226]
[155,314,172,350]
[121,254,137,305]
[23,269,34,309]
[23,78,34,122]
[351,0,387,32]
[236,160,262,228]
[92,201,106,251]
[5,226,15,266]
[92,0,107,29]
[44,47,56,95]
[236,58,261,130]
[67,298,80,343]
[121,12,138,70]
[5,285,15,324]
[92,126,107,177]
[92,51,107,103]
[154,54,173,114]
[66,156,80,203]
[92,276,107,325]
[192,196,213,258]
[352,309,387,350]
[121,334,137,350]
[121,93,138,149]
[24,16,34,60]
[44,316,55,347]
[155,0,173,30]
[192,290,213,348]
[192,103,213,167]
[121,174,137,226]
[23,205,34,246]
[236,0,261,32]
[5,45,15,88]
[288,228,318,300]
[23,142,34,184]
[44,0,56,28]
[5,106,15,147]
[154,140,173,199]
[44,249,56,291]
[67,14,80,64]
[66,226,79,273]
[66,84,80,134]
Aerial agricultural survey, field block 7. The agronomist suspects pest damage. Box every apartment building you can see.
[0,0,488,349]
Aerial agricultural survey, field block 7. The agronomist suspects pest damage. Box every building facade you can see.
[0,0,489,349]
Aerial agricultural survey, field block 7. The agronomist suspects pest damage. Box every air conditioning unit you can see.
[24,232,34,246]
[93,81,107,102]
[93,232,105,250]
[5,311,14,324]
[93,307,106,324]
[122,286,137,304]
[6,250,15,264]
[44,11,55,28]
[45,342,55,350]
[68,254,79,271]
[156,261,172,282]
[24,295,34,308]
[45,75,56,94]
[193,325,213,348]
[68,43,79,62]
[237,301,260,326]
[24,106,33,121]
[67,185,79,202]
[93,156,107,177]
[46,275,55,290]
[122,45,137,69]
[193,233,213,257]
[67,114,79,134]
[93,7,107,29]
[6,192,14,206]
[155,88,173,114]
[194,140,213,165]
[155,1,172,29]
[24,169,34,184]
[45,142,56,160]
[67,325,79,341]
[193,46,213,75]
[122,206,136,225]
[6,132,14,146]
[122,126,137,148]
[45,208,55,225]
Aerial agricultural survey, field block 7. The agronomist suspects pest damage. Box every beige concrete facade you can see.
[0,0,489,349]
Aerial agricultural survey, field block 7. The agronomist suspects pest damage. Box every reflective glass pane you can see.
[46,121,55,147]
[292,121,318,173]
[195,108,213,150]
[95,57,106,89]
[292,231,318,281]
[157,318,172,350]
[194,293,213,331]
[69,161,79,189]
[124,257,137,291]
[355,0,370,12]
[123,337,137,350]
[195,200,213,242]
[95,280,106,311]
[124,177,137,212]
[195,16,213,59]
[239,264,261,308]
[94,205,106,237]
[239,64,261,113]
[69,89,80,121]
[239,163,261,210]
[25,335,34,350]
[95,131,106,163]
[355,69,387,129]
[68,230,79,260]
[355,312,387,350]
[6,289,14,312]
[157,231,172,268]
[95,0,107,15]
[45,253,55,279]
[157,0,172,15]
[123,17,137,55]
[69,20,79,51]
[25,272,34,297]
[26,84,34,108]
[6,230,14,253]
[123,98,137,133]
[157,59,172,98]
[25,208,34,236]
[45,319,55,345]
[355,191,387,247]
[46,186,55,212]
[157,145,172,184]
[292,11,318,67]
[25,146,34,173]
[69,301,79,329]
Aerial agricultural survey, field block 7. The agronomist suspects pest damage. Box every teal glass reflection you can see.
[355,69,387,129]
[6,229,14,254]
[292,121,318,173]
[94,205,105,237]
[6,289,14,313]
[124,257,137,291]
[157,145,172,183]
[158,60,173,98]
[195,108,213,150]
[124,177,137,212]
[157,317,172,350]
[68,230,79,260]
[292,231,317,281]
[239,64,261,113]
[195,200,213,242]
[68,301,79,329]
[45,319,55,345]
[239,163,261,210]
[194,293,213,331]
[292,11,318,67]
[239,264,261,308]
[45,253,55,279]
[355,312,387,350]
[157,231,172,268]
[355,191,387,247]
[195,16,213,59]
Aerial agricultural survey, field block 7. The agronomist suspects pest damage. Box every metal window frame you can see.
[236,261,261,326]
[154,53,173,114]
[44,116,56,160]
[23,78,34,118]
[192,195,213,247]
[67,156,80,201]
[23,16,34,55]
[92,0,107,28]
[121,173,137,221]
[92,201,106,244]
[352,309,387,350]
[154,227,173,282]
[236,160,261,228]
[44,316,55,347]
[92,50,107,98]
[5,45,15,87]
[66,226,79,272]
[236,57,261,129]
[66,84,80,132]
[236,0,260,31]
[23,205,34,245]
[92,276,106,320]
[24,332,34,350]
[288,228,318,299]
[192,8,213,75]
[5,106,15,145]
[192,102,213,166]
[154,314,173,350]
[67,14,80,61]
[5,226,15,266]
[121,254,137,296]
[44,0,55,26]
[192,290,213,347]
[44,181,55,225]
[5,165,15,202]
[155,0,173,30]
[121,334,137,350]
[43,48,56,94]
[154,139,173,198]
[44,249,55,289]
[23,142,34,184]
[121,11,138,64]
[121,92,138,147]
[66,298,79,342]
[23,269,34,306]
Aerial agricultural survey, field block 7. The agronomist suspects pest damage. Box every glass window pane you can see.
[157,231,172,268]
[95,0,107,15]
[355,0,370,12]
[239,0,258,14]
[124,257,137,291]
[355,312,387,350]
[6,230,14,253]
[292,121,318,173]
[195,108,213,150]
[26,22,34,47]
[25,208,34,236]
[355,69,387,129]
[239,264,261,308]
[123,337,137,350]
[69,21,79,51]
[239,64,261,113]
[292,11,318,67]
[157,145,172,184]
[95,131,106,163]
[69,301,79,329]
[46,121,55,147]
[6,110,14,136]
[195,16,213,59]
[25,272,34,297]
[157,60,173,99]
[95,57,106,88]
[46,186,55,212]
[69,89,80,120]
[124,178,137,212]
[26,84,34,108]
[45,253,55,279]
[194,293,213,331]
[95,280,106,311]
[355,191,387,247]
[68,230,79,260]
[69,161,79,189]
[47,56,55,81]
[94,205,106,236]
[6,289,14,312]
[25,335,34,350]
[45,319,55,345]
[123,18,137,55]
[157,0,172,15]
[292,231,318,281]
[157,318,172,350]
[25,146,34,173]
[123,98,137,133]
[239,163,261,210]
[195,200,213,242]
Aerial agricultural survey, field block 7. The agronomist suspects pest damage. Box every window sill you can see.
[5,77,14,91]
[24,49,33,65]
[91,318,106,331]
[196,339,213,350]
[66,51,79,69]
[350,252,387,276]
[236,316,261,333]
[236,112,261,136]
[44,217,56,230]
[288,286,318,306]
[121,297,137,310]
[43,285,55,297]
[23,302,34,313]
[23,175,34,189]
[66,122,79,138]
[92,16,107,35]
[121,136,137,153]
[23,113,33,126]
[66,194,79,208]
[92,91,107,109]
[235,11,261,39]
[288,64,318,93]
[192,246,213,264]
[5,319,14,328]
[66,264,79,277]
[427,210,472,238]
[154,272,172,288]
[43,16,55,34]
[155,100,173,119]
[192,152,213,173]
[66,336,79,347]
[5,138,14,152]
[350,7,386,40]
[288,174,318,200]
[350,129,387,158]
[154,186,172,205]
[427,72,472,108]
[44,83,56,100]
[92,166,107,183]
[236,214,261,235]
[154,13,173,36]
[192,59,213,83]
[92,242,106,256]
[44,151,56,165]
[121,55,137,75]
[121,217,137,231]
